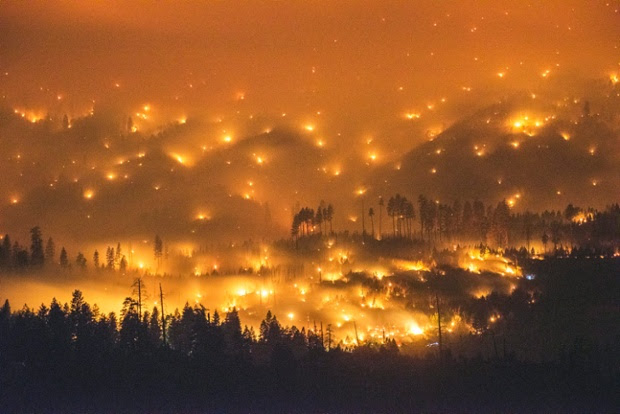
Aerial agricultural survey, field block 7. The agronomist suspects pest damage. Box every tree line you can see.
[0,229,167,273]
[291,196,620,251]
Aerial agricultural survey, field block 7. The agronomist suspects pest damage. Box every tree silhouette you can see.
[326,204,334,234]
[59,247,69,267]
[14,241,28,267]
[291,215,300,248]
[404,200,415,239]
[115,242,122,267]
[30,226,44,266]
[0,235,12,268]
[315,204,324,235]
[378,196,384,239]
[542,231,549,253]
[550,221,562,250]
[119,256,127,272]
[387,196,396,237]
[523,211,533,250]
[106,247,115,270]
[93,249,100,269]
[418,195,428,240]
[154,235,163,271]
[75,252,87,270]
[45,237,55,265]
[491,200,510,248]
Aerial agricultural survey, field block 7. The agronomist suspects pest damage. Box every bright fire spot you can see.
[178,117,187,124]
[409,323,424,335]
[497,72,505,78]
[405,112,421,120]
[172,154,186,165]
[561,132,571,141]
[83,190,94,200]
[10,197,19,204]
[571,212,593,224]
[223,135,233,143]
[395,260,429,272]
[106,173,116,180]
[611,73,619,85]
[304,124,315,132]
[511,141,520,149]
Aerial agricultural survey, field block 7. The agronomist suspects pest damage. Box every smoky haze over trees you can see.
[1,1,620,412]
[1,1,619,246]
[1,254,618,413]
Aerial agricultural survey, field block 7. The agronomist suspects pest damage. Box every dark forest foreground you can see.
[1,258,618,413]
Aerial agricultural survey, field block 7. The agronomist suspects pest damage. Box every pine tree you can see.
[45,237,55,265]
[378,196,384,239]
[119,256,127,272]
[154,235,163,271]
[0,235,11,268]
[93,250,100,269]
[115,243,122,267]
[30,226,44,266]
[75,252,87,270]
[60,247,69,268]
[106,247,115,270]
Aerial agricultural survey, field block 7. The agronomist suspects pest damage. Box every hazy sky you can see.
[0,1,619,243]
[2,1,618,121]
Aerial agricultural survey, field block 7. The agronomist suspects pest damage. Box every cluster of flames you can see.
[123,241,522,347]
